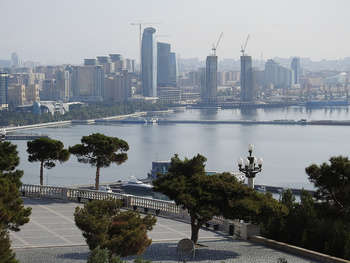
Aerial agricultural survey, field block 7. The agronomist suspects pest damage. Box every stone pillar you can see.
[233,220,260,240]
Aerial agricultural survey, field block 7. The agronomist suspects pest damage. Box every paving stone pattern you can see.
[13,198,320,263]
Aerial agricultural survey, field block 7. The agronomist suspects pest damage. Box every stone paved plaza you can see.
[12,198,320,263]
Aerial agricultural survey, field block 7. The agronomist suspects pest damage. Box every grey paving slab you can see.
[12,198,323,263]
[11,198,225,249]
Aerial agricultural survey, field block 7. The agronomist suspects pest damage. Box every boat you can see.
[256,185,266,193]
[145,117,158,124]
[98,185,113,193]
[0,129,6,141]
[121,176,153,194]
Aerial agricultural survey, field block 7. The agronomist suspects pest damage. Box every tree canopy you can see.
[69,133,129,190]
[0,141,20,172]
[27,137,70,185]
[0,141,31,263]
[153,154,285,244]
[261,156,350,260]
[74,199,156,257]
[306,156,350,216]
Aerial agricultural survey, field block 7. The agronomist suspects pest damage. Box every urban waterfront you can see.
[12,107,350,189]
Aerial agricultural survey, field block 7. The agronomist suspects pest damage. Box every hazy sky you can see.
[1,0,349,64]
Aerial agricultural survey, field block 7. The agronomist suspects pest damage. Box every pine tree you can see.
[0,141,31,263]
[69,133,129,190]
[27,137,70,185]
[74,199,156,257]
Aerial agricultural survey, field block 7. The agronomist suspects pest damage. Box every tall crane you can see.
[212,32,223,56]
[240,34,250,57]
[130,22,160,70]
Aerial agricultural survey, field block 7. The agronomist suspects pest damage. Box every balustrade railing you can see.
[20,184,181,215]
[20,184,232,233]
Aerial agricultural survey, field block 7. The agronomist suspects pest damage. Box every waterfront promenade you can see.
[12,198,320,263]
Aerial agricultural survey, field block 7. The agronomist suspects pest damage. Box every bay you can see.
[13,106,350,189]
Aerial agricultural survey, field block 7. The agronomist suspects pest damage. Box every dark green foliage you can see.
[0,142,31,263]
[107,210,156,257]
[69,133,129,190]
[153,154,285,244]
[261,190,350,260]
[306,156,350,216]
[74,199,156,257]
[87,247,110,263]
[262,156,350,260]
[0,230,16,263]
[27,137,70,185]
[0,142,19,172]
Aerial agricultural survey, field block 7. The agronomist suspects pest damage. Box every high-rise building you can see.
[8,84,25,106]
[141,27,157,97]
[103,70,131,102]
[199,67,206,101]
[240,56,254,102]
[169,52,177,86]
[55,70,70,101]
[157,42,171,87]
[11,52,19,68]
[97,56,114,74]
[26,84,40,103]
[124,59,135,73]
[157,42,177,88]
[202,55,217,104]
[291,57,301,85]
[0,73,9,108]
[40,79,56,100]
[71,64,103,101]
[265,59,292,90]
[109,54,124,72]
[84,59,97,66]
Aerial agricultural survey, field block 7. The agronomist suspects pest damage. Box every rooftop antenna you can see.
[211,32,223,56]
[240,34,250,57]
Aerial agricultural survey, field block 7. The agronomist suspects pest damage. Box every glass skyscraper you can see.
[203,55,218,104]
[157,42,177,87]
[157,42,171,87]
[240,55,254,101]
[0,73,9,107]
[141,27,157,97]
[291,57,301,85]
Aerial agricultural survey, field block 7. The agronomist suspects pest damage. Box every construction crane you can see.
[240,34,250,56]
[130,22,160,70]
[211,32,223,56]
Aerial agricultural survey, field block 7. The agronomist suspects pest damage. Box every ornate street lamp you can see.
[238,144,263,189]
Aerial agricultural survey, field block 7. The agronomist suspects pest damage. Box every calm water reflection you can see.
[13,107,350,189]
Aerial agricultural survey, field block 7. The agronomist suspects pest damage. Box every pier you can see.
[155,119,350,126]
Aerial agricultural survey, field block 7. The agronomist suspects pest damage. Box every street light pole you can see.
[238,144,263,189]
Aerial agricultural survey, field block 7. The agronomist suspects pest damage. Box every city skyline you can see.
[1,0,350,65]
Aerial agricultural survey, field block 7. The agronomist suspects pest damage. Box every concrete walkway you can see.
[12,198,320,263]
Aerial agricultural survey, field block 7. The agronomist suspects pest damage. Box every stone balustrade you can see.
[20,184,254,239]
[20,184,181,216]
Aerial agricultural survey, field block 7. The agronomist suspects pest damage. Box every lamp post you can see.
[238,144,263,189]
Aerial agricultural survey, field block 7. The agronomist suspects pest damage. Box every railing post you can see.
[61,188,68,200]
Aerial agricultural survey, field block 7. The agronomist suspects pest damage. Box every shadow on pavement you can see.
[125,242,240,262]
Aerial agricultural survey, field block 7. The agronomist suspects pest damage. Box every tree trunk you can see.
[40,161,44,186]
[190,217,201,244]
[95,166,100,190]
